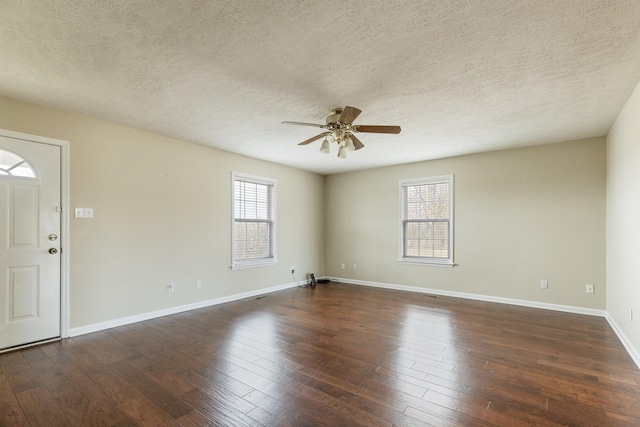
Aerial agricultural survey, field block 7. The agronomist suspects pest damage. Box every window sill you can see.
[231,260,277,270]
[398,259,454,268]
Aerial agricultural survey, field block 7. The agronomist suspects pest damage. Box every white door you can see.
[0,135,61,350]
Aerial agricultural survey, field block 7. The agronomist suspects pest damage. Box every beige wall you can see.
[0,94,611,333]
[326,138,606,309]
[0,96,325,329]
[607,80,640,355]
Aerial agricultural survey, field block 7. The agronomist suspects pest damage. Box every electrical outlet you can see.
[341,263,345,270]
[291,266,295,274]
[540,280,548,289]
[196,279,202,288]
[167,283,175,293]
[631,309,634,322]
[585,284,594,294]
[353,263,357,270]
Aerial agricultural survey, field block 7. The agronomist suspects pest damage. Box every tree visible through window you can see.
[400,175,453,265]
[232,173,276,268]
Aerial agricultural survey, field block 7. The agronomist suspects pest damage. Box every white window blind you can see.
[400,175,453,265]
[232,173,276,268]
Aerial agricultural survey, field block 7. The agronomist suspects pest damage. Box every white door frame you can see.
[0,128,70,340]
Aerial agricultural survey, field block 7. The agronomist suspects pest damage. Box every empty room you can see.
[1,1,640,426]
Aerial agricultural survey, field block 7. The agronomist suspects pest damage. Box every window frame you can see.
[231,172,277,269]
[398,174,454,266]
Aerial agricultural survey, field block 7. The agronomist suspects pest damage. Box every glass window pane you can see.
[434,222,448,240]
[420,239,434,257]
[405,239,419,257]
[234,240,247,260]
[235,222,246,240]
[0,150,36,178]
[0,150,23,169]
[405,222,419,239]
[419,222,432,239]
[12,163,36,178]
[434,239,448,258]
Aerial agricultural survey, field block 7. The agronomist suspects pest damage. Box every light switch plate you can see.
[75,207,94,218]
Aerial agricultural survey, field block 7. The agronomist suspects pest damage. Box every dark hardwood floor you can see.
[1,282,640,426]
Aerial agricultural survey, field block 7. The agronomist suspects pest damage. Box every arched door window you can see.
[0,149,36,178]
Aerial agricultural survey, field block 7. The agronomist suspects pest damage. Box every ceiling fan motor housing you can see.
[326,108,344,125]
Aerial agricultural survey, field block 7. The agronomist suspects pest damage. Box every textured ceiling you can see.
[1,1,640,175]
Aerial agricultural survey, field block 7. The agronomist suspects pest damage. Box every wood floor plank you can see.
[404,404,492,427]
[0,372,30,426]
[177,409,216,426]
[4,366,44,394]
[0,351,31,374]
[241,388,319,426]
[0,282,639,426]
[117,396,182,427]
[179,387,260,427]
[108,359,194,419]
[177,367,255,398]
[89,368,143,405]
[29,356,71,393]
[178,371,257,414]
[16,385,71,427]
[284,380,392,427]
[20,346,48,364]
[149,368,197,396]
[51,384,135,426]
[226,366,285,397]
[87,396,141,426]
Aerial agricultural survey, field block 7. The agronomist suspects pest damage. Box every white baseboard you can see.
[328,277,607,317]
[68,281,300,337]
[605,312,640,370]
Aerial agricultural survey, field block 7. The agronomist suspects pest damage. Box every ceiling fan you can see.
[282,106,401,158]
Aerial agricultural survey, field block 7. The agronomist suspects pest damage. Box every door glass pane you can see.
[0,150,36,178]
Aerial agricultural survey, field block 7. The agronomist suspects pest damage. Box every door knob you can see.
[48,234,58,241]
[49,248,58,254]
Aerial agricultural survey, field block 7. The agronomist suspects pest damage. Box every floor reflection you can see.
[390,303,460,398]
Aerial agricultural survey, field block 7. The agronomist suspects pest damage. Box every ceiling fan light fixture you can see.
[337,146,347,158]
[344,135,355,152]
[319,138,330,153]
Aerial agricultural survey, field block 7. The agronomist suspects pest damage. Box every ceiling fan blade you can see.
[298,132,331,146]
[282,121,327,128]
[350,134,365,150]
[353,125,401,134]
[338,106,362,124]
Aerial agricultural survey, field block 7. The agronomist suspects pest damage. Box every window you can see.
[399,175,453,266]
[0,149,36,178]
[232,172,277,268]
